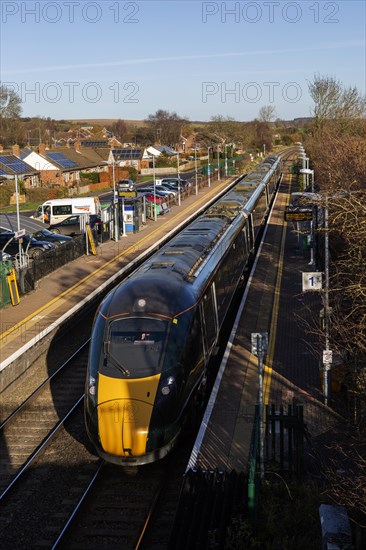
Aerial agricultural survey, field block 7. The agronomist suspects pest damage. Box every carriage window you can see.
[202,289,217,352]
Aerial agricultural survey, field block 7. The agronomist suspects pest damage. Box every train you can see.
[85,155,282,465]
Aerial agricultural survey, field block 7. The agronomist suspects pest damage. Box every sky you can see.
[1,0,365,122]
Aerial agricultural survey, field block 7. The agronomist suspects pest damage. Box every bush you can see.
[25,187,68,203]
[80,172,99,184]
[125,166,138,181]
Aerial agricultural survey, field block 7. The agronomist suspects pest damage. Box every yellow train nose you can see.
[97,373,160,457]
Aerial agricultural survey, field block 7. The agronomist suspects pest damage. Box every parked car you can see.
[158,178,190,190]
[141,193,164,204]
[117,179,135,190]
[159,183,178,196]
[48,215,101,236]
[0,250,13,263]
[137,186,174,199]
[32,229,73,246]
[0,232,56,259]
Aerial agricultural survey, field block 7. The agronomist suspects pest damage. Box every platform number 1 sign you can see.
[302,272,322,291]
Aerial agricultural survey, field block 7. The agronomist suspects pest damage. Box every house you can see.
[21,142,110,187]
[0,145,40,187]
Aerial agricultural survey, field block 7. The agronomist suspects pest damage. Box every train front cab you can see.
[85,302,208,465]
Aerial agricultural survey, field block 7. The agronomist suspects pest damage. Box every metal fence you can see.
[12,228,106,296]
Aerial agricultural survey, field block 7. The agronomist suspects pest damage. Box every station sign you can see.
[14,229,26,239]
[118,190,137,198]
[302,272,322,291]
[323,350,333,365]
[285,208,313,221]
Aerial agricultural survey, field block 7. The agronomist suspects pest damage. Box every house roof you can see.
[42,147,109,171]
[0,154,39,176]
[21,150,59,171]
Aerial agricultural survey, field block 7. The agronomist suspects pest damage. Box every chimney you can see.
[74,139,81,153]
[12,144,20,157]
[38,143,46,155]
[0,144,4,153]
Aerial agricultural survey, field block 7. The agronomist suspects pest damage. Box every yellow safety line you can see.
[263,174,292,404]
[0,183,226,341]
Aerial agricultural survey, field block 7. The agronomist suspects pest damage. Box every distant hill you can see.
[68,119,148,127]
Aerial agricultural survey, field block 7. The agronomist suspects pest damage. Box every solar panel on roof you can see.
[0,155,34,174]
[156,145,177,155]
[47,152,77,168]
[20,149,32,159]
[0,166,9,176]
[81,140,108,147]
[112,148,142,160]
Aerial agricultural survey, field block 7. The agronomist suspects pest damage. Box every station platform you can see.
[0,177,234,389]
[188,165,341,472]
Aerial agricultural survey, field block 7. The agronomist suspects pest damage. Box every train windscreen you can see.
[102,317,168,378]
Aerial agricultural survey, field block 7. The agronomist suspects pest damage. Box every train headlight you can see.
[161,376,175,396]
[89,376,96,396]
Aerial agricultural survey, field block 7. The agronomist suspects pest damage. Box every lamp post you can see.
[153,154,157,221]
[177,150,180,181]
[251,331,268,481]
[194,145,198,195]
[111,159,119,241]
[207,146,211,187]
[225,144,228,177]
[121,197,127,237]
[217,144,220,181]
[323,192,331,406]
[263,143,266,158]
[14,175,25,292]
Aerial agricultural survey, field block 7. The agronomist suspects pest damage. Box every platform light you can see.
[194,145,198,195]
[207,146,211,187]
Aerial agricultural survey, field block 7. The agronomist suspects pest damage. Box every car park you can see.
[32,229,73,246]
[49,214,102,236]
[0,232,56,259]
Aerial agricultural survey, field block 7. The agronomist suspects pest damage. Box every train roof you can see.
[100,156,281,321]
[100,215,233,320]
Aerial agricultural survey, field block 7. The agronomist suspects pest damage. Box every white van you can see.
[32,197,101,225]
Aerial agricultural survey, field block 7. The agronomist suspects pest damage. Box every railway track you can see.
[0,342,89,498]
[52,432,196,549]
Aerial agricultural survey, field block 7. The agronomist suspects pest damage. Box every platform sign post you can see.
[251,331,268,481]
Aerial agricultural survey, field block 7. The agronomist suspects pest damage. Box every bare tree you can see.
[145,109,187,147]
[308,73,366,131]
[110,119,128,141]
[0,84,22,146]
[0,84,22,119]
[258,105,276,123]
